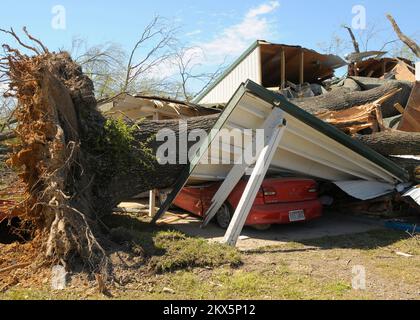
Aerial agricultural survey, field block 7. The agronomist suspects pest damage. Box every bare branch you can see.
[0,27,39,55]
[172,46,226,102]
[343,25,360,53]
[386,14,420,58]
[123,16,178,92]
[22,27,49,54]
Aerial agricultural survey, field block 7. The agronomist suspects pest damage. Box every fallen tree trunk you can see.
[355,131,420,156]
[349,76,413,91]
[388,157,420,182]
[293,80,413,118]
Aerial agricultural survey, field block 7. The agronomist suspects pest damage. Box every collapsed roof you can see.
[155,80,409,223]
[99,93,219,121]
[259,41,347,87]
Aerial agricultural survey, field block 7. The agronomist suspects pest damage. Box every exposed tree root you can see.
[2,30,109,276]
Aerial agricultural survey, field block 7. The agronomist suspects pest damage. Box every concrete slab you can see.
[158,211,386,251]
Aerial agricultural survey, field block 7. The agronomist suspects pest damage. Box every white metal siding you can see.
[199,46,261,104]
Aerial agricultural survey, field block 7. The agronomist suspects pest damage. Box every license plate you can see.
[289,210,306,222]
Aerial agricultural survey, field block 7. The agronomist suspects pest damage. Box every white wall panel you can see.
[199,46,261,104]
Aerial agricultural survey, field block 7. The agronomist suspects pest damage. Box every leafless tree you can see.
[64,17,227,101]
[122,16,178,93]
[172,46,226,102]
[71,38,127,99]
[317,33,350,57]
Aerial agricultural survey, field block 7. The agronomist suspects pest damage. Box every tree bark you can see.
[355,131,420,156]
[388,156,420,182]
[0,131,16,142]
[292,80,413,118]
[343,26,360,53]
[349,76,413,91]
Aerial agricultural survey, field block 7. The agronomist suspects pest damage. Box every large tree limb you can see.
[388,156,420,182]
[343,25,360,53]
[386,14,420,58]
[355,131,420,156]
[293,80,413,118]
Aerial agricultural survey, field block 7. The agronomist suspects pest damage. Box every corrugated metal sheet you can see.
[334,181,395,200]
[199,46,261,105]
[404,185,420,206]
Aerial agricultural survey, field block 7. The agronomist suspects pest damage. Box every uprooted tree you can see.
[1,29,420,275]
[0,30,196,275]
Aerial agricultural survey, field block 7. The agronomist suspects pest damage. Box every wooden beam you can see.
[299,50,305,85]
[393,102,405,115]
[149,189,157,217]
[394,103,420,131]
[382,61,387,76]
[224,124,286,246]
[281,49,286,89]
[149,112,160,217]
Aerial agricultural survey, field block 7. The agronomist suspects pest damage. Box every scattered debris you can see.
[349,57,415,81]
[398,82,420,132]
[395,251,413,258]
[162,287,176,294]
[0,14,419,288]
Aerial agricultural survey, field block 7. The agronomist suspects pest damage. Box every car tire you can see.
[252,224,272,231]
[215,204,232,229]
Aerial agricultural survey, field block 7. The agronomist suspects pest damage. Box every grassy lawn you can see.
[0,213,419,300]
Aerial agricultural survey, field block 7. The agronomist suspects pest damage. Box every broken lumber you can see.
[398,82,420,132]
[316,88,402,134]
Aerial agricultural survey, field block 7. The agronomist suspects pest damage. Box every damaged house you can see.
[194,40,347,105]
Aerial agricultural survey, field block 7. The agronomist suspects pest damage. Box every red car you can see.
[173,177,323,229]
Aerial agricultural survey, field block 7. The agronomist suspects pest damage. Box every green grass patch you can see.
[150,230,242,273]
[103,214,242,273]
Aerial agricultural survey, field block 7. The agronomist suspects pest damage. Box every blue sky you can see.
[1,1,419,91]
